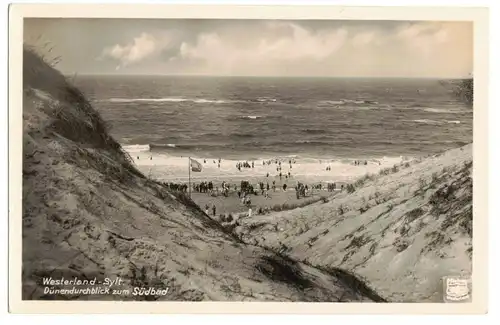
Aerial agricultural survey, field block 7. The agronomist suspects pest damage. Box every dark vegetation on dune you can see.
[455,78,473,107]
[440,77,473,108]
[24,46,145,182]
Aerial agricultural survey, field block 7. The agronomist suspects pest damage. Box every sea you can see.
[75,76,472,161]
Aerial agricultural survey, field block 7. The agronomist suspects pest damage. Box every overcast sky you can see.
[24,19,473,78]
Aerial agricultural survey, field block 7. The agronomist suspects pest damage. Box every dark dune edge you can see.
[22,46,385,302]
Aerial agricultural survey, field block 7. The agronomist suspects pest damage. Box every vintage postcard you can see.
[8,4,489,314]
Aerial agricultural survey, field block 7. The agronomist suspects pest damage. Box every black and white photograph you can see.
[9,4,489,313]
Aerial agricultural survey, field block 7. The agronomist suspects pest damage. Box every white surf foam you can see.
[122,144,150,153]
[412,119,443,125]
[422,108,463,114]
[104,97,231,104]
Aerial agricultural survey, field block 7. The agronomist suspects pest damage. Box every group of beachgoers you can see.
[202,158,223,169]
[327,182,342,192]
[162,182,188,192]
[236,161,254,171]
[204,203,218,217]
[193,181,215,193]
[164,179,344,197]
[354,160,368,166]
[262,158,296,166]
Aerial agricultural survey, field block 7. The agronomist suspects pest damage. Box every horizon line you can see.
[63,73,472,80]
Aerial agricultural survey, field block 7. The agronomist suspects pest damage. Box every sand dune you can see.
[233,145,472,302]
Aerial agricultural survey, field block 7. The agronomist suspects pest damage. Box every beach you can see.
[126,145,407,215]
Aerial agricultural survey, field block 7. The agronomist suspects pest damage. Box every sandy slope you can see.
[234,145,473,302]
[22,48,385,302]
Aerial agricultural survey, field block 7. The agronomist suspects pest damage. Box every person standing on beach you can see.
[205,204,209,215]
[283,184,287,191]
[212,205,216,217]
[279,172,282,180]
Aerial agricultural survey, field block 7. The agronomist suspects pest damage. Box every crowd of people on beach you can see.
[161,182,188,192]
[163,179,344,199]
[193,181,214,193]
[202,158,223,169]
[236,161,254,171]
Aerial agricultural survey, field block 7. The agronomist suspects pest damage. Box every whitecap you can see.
[122,144,150,152]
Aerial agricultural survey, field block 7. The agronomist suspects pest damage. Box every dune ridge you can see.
[233,145,472,302]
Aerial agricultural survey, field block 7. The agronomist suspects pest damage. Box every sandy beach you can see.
[126,145,407,215]
[127,145,406,183]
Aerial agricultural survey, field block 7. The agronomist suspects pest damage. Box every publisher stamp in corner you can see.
[443,276,472,303]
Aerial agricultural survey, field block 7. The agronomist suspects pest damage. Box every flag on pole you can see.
[190,158,202,172]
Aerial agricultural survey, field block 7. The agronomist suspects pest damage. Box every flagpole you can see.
[188,156,191,198]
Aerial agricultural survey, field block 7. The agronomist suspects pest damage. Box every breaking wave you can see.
[122,144,151,152]
[410,119,462,125]
[421,108,464,114]
[319,99,379,106]
[411,119,444,125]
[227,115,265,121]
[301,128,328,135]
[103,97,232,104]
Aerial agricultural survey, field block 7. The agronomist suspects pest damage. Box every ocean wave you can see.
[411,119,444,125]
[144,139,396,153]
[254,97,277,103]
[421,108,463,114]
[342,99,379,105]
[103,97,232,104]
[301,128,328,135]
[410,119,462,125]
[319,99,379,106]
[150,143,177,149]
[232,133,255,138]
[227,115,265,121]
[122,144,151,152]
